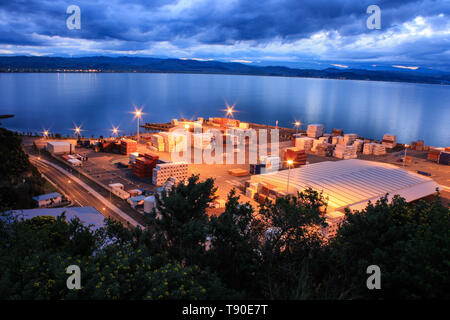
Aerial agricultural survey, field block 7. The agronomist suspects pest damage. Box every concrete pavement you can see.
[30,155,145,229]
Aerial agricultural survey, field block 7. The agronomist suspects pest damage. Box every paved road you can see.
[30,155,145,228]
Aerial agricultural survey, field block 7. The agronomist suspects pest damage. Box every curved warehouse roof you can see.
[250,159,441,212]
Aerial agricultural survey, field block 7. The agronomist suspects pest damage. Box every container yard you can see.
[25,115,449,217]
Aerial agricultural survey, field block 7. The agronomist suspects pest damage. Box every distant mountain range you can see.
[0,56,449,85]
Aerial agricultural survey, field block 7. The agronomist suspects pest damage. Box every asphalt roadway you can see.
[29,154,146,228]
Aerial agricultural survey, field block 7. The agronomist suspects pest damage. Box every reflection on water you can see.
[0,73,448,146]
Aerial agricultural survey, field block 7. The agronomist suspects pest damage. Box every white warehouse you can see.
[46,141,74,154]
[250,159,441,236]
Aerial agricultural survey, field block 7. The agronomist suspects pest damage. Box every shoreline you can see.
[1,70,449,86]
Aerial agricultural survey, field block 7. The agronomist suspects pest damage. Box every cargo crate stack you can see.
[322,134,332,143]
[121,139,137,155]
[129,152,139,163]
[171,132,188,152]
[439,152,450,165]
[193,133,213,150]
[152,162,188,186]
[333,144,357,159]
[151,134,165,151]
[260,156,281,172]
[427,148,441,162]
[353,139,364,153]
[315,143,334,157]
[306,124,324,138]
[331,136,345,145]
[363,143,376,155]
[227,168,249,177]
[332,128,344,137]
[382,134,397,149]
[343,133,358,145]
[292,132,306,146]
[158,132,174,152]
[250,163,266,175]
[311,139,324,152]
[252,182,286,204]
[295,137,314,151]
[411,140,424,151]
[373,144,387,156]
[132,154,158,178]
[245,182,258,199]
[283,147,307,168]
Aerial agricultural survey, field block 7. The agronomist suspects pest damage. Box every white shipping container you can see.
[46,141,72,154]
[144,196,156,214]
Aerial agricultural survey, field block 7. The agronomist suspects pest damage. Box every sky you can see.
[0,0,449,71]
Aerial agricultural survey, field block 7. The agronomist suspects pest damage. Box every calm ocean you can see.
[0,73,448,147]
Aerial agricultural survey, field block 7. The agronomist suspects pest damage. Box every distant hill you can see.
[0,56,449,85]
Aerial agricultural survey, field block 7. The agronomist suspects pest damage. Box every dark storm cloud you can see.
[0,0,449,68]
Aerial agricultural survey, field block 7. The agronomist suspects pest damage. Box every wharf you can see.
[141,120,302,141]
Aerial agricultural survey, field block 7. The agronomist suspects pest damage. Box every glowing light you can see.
[287,160,294,166]
[132,106,144,143]
[184,124,190,129]
[112,125,120,136]
[295,121,300,127]
[223,102,237,118]
[133,106,143,119]
[73,124,82,135]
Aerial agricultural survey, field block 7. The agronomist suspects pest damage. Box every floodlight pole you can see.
[287,163,291,193]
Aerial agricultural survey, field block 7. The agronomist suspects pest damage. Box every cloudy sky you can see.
[0,0,449,71]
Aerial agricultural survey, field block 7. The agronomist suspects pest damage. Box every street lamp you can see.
[403,144,410,167]
[294,121,301,134]
[224,103,236,118]
[112,125,119,137]
[133,107,143,143]
[73,125,82,139]
[286,159,293,192]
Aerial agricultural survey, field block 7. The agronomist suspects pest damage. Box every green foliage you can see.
[257,189,328,299]
[151,175,216,264]
[0,214,231,300]
[318,194,450,299]
[207,189,263,297]
[0,127,46,209]
[0,128,30,182]
[1,144,449,300]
